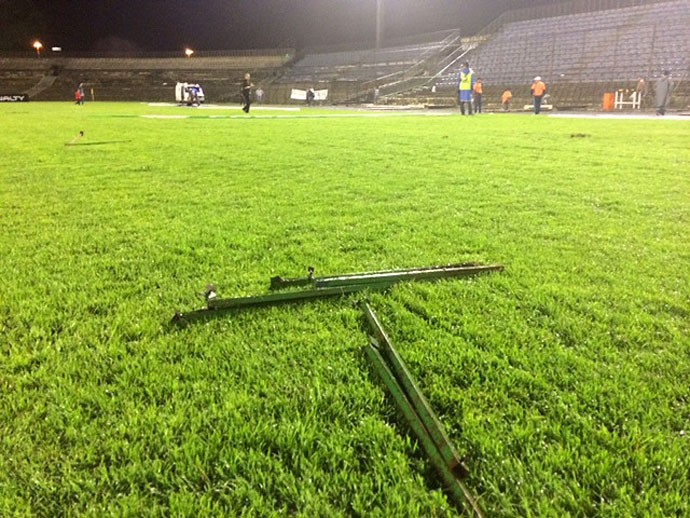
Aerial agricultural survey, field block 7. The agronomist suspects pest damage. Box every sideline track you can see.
[548,112,690,121]
[139,103,690,121]
[139,111,689,121]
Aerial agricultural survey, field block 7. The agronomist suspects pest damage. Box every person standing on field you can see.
[255,87,265,104]
[457,62,475,115]
[306,87,316,107]
[241,73,253,113]
[501,88,512,112]
[635,77,648,107]
[655,70,672,116]
[75,82,85,105]
[473,78,483,113]
[531,76,547,114]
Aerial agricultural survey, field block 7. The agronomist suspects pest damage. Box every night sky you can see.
[2,0,558,52]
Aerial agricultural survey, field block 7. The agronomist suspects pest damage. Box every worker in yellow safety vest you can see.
[457,62,475,115]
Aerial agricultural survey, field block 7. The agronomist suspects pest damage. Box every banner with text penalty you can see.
[290,89,328,101]
[0,94,29,102]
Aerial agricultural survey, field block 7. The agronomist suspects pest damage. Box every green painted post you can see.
[365,343,484,518]
[173,282,394,323]
[175,262,503,323]
[363,303,469,478]
[206,284,389,310]
[316,264,503,289]
[270,263,503,291]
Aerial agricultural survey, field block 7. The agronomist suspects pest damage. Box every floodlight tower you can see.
[376,0,384,49]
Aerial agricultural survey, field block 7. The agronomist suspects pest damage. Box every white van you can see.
[175,82,205,106]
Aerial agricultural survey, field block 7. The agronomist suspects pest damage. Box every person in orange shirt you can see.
[473,79,483,113]
[74,82,85,105]
[531,76,547,114]
[501,88,512,112]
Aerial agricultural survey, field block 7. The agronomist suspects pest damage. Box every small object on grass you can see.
[65,139,132,147]
[67,131,85,145]
[202,284,217,301]
[570,133,590,138]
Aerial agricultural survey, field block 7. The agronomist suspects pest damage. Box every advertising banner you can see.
[0,94,29,102]
[290,89,328,101]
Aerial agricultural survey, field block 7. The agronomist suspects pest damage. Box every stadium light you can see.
[33,40,43,57]
[185,48,194,58]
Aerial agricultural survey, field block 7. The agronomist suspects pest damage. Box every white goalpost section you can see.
[614,90,642,110]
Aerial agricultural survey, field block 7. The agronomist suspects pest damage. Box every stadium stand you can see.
[274,30,467,103]
[0,52,294,102]
[270,0,689,109]
[282,43,444,82]
[434,0,690,109]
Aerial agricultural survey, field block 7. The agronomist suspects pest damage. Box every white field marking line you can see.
[248,112,454,118]
[549,113,690,121]
[140,112,454,120]
[199,105,301,111]
[141,113,453,120]
[141,114,189,119]
[145,102,301,112]
[362,104,429,110]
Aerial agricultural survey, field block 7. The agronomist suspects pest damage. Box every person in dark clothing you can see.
[473,79,483,114]
[306,87,315,106]
[241,73,253,113]
[655,70,673,116]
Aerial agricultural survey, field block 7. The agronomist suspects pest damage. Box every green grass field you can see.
[1,102,689,517]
